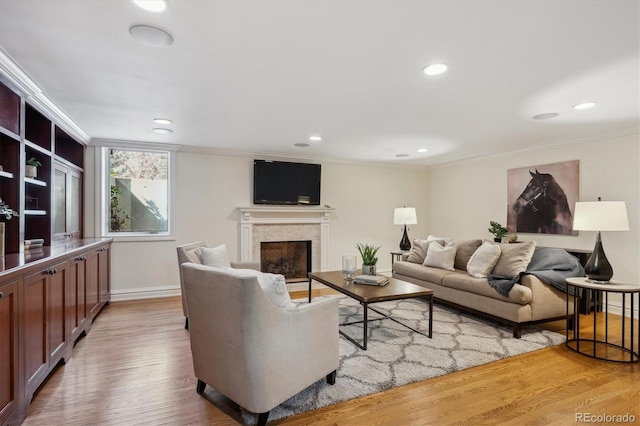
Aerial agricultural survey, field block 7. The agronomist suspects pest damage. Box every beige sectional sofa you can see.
[392,238,574,338]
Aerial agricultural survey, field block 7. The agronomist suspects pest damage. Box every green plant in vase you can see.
[488,221,508,242]
[25,157,41,178]
[356,243,380,275]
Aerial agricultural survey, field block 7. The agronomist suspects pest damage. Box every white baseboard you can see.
[110,285,181,302]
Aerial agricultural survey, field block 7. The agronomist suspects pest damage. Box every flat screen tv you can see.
[253,160,321,205]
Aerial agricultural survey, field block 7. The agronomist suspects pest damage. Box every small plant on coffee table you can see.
[356,243,380,275]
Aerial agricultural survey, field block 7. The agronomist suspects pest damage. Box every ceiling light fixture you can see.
[422,63,448,76]
[133,0,168,13]
[573,102,597,110]
[129,25,174,47]
[153,118,172,125]
[533,113,559,120]
[417,148,428,153]
[308,135,322,142]
[152,128,173,134]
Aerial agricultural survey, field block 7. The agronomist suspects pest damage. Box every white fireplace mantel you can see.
[237,206,334,271]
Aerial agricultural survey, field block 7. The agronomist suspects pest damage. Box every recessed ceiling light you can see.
[129,25,174,47]
[153,118,172,125]
[294,143,310,147]
[395,154,410,158]
[152,128,173,134]
[422,63,448,76]
[532,113,560,120]
[133,0,167,13]
[417,148,428,153]
[308,135,322,142]
[573,102,597,110]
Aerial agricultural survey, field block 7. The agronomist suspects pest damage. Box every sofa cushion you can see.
[453,239,482,270]
[407,239,443,264]
[423,241,457,271]
[491,241,537,278]
[467,241,502,278]
[441,271,532,304]
[393,261,455,285]
[194,244,231,268]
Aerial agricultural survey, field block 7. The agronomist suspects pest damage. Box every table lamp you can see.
[573,198,629,283]
[394,207,417,251]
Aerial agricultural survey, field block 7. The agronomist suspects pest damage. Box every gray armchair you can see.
[177,241,259,329]
[181,262,339,425]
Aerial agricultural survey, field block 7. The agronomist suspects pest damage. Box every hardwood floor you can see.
[21,293,638,426]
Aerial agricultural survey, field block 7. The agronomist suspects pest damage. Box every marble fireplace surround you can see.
[237,206,334,277]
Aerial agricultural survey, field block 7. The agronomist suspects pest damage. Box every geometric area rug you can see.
[244,295,565,423]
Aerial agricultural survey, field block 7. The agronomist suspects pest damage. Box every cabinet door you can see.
[69,255,87,341]
[52,162,82,242]
[47,261,68,365]
[23,271,48,393]
[0,279,19,426]
[98,246,110,304]
[85,249,101,320]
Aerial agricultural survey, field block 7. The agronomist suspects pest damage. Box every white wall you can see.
[427,133,640,315]
[85,148,429,299]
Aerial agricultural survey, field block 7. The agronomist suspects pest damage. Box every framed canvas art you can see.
[507,160,579,235]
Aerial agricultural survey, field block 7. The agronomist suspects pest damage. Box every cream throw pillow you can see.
[467,242,502,278]
[407,239,443,264]
[225,267,295,309]
[491,241,537,278]
[423,241,457,271]
[194,244,230,268]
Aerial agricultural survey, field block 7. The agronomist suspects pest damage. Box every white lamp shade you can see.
[394,207,417,225]
[573,201,629,231]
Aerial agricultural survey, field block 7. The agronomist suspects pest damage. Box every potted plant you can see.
[356,243,380,275]
[25,157,41,178]
[488,221,508,242]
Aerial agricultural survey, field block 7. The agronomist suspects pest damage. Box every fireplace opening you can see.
[260,240,311,283]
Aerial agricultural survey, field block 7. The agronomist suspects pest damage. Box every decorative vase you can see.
[494,238,502,243]
[362,264,376,275]
[25,165,37,178]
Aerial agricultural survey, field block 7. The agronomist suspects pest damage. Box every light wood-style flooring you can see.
[22,291,639,426]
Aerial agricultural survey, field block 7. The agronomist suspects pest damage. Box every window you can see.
[103,147,171,237]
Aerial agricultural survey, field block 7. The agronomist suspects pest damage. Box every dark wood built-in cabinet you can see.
[0,240,112,426]
[0,78,112,425]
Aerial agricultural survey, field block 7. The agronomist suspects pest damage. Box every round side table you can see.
[565,277,639,363]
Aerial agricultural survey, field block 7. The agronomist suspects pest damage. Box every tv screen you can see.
[253,160,321,205]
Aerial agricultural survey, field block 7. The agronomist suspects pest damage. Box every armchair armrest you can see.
[231,261,260,271]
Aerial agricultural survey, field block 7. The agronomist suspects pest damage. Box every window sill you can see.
[103,234,175,243]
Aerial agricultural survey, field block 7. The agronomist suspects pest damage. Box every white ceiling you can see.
[0,0,638,166]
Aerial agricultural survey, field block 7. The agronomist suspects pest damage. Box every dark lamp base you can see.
[399,224,411,251]
[584,231,613,283]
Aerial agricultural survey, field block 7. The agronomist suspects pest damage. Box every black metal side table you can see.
[565,277,639,363]
[390,250,409,266]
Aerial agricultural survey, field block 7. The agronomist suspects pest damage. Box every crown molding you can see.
[0,48,90,144]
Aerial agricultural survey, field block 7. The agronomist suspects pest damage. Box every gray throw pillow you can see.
[406,239,443,264]
[491,241,537,278]
[453,239,482,270]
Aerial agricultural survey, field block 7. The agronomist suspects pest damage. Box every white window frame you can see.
[95,141,177,242]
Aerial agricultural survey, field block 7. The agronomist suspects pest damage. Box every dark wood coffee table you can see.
[308,270,434,350]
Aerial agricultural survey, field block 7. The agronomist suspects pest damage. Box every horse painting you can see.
[512,170,573,234]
